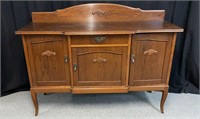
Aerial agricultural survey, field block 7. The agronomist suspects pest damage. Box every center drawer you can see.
[70,35,129,45]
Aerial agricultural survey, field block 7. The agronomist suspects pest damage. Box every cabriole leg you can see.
[30,89,39,116]
[160,87,168,113]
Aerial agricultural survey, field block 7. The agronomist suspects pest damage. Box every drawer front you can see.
[72,47,128,86]
[26,35,70,86]
[129,33,173,86]
[71,35,128,45]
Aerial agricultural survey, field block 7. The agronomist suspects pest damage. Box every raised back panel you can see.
[32,3,165,23]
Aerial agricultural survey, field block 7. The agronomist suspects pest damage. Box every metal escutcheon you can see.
[131,55,135,63]
[73,64,77,71]
[94,36,106,43]
[64,55,68,63]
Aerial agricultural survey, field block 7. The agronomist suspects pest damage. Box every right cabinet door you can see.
[129,33,173,86]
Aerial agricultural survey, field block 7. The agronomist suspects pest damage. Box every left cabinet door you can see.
[26,35,70,86]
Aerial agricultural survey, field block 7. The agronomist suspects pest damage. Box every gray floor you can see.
[0,91,200,119]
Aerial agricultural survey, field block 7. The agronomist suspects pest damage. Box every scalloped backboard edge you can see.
[32,3,165,23]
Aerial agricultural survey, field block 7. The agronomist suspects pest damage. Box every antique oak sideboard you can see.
[15,3,183,116]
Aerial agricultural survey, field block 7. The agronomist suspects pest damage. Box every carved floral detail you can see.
[92,10,106,16]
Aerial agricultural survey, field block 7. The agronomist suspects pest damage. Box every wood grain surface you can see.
[16,3,184,115]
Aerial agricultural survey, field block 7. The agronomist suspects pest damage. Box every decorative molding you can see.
[136,38,168,42]
[78,51,122,56]
[92,10,106,16]
[31,39,63,44]
[41,50,56,57]
[143,49,158,56]
[32,3,165,23]
[93,57,107,63]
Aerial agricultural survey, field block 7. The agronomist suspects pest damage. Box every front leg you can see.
[30,89,39,116]
[160,87,168,113]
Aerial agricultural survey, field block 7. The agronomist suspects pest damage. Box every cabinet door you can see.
[129,33,173,86]
[26,35,70,86]
[72,47,127,86]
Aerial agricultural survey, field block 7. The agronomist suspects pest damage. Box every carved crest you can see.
[92,10,106,16]
[32,3,165,23]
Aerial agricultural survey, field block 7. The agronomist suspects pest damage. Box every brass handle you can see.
[64,55,68,63]
[41,50,56,57]
[144,49,158,55]
[94,36,106,43]
[73,64,77,71]
[93,58,107,63]
[131,55,135,63]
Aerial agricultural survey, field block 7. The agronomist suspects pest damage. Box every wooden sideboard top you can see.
[16,21,183,35]
[15,3,183,35]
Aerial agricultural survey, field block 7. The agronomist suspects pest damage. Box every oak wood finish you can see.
[71,35,129,45]
[15,3,183,116]
[160,87,169,113]
[68,36,74,87]
[166,33,177,84]
[129,33,173,86]
[126,35,132,86]
[15,21,183,35]
[72,86,128,94]
[32,86,71,93]
[26,35,70,86]
[72,47,128,86]
[30,89,38,116]
[22,36,33,87]
[129,84,168,91]
[32,3,165,23]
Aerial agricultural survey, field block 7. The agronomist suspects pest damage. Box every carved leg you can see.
[160,87,168,113]
[30,89,39,116]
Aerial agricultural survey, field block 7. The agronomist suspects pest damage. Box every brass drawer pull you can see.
[41,50,56,57]
[94,36,106,43]
[93,58,107,63]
